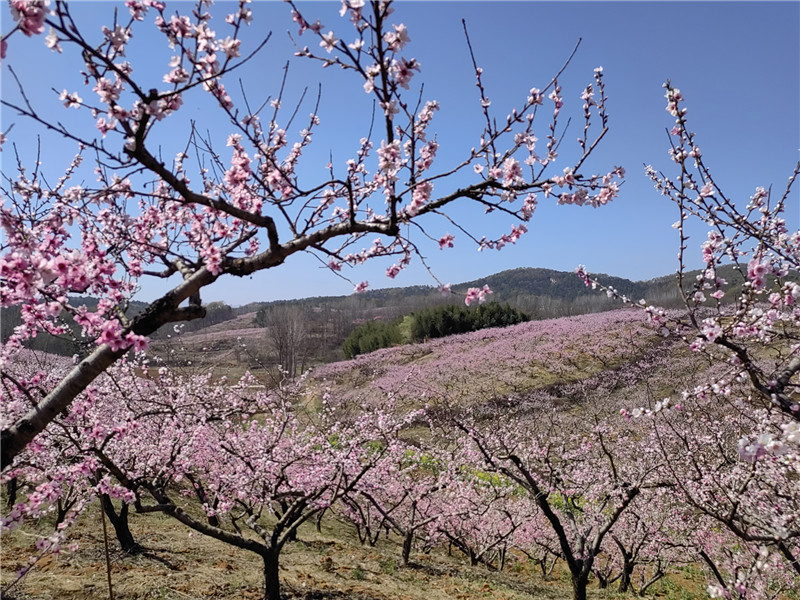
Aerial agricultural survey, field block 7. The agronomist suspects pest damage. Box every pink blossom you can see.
[339,0,365,17]
[699,182,714,197]
[502,158,522,184]
[202,244,222,275]
[96,321,127,352]
[363,63,380,93]
[747,258,768,290]
[320,31,338,53]
[10,1,48,37]
[391,57,419,89]
[377,139,401,174]
[125,1,147,20]
[354,281,369,293]
[379,100,399,117]
[464,284,492,306]
[416,140,438,171]
[144,99,167,120]
[124,332,149,352]
[44,27,61,53]
[521,194,537,220]
[664,87,683,116]
[218,36,241,59]
[383,23,410,51]
[701,319,722,343]
[527,88,543,105]
[93,77,122,104]
[291,10,311,35]
[164,66,189,84]
[548,88,563,111]
[59,90,82,109]
[438,234,454,250]
[102,25,130,54]
[95,117,118,137]
[407,181,432,215]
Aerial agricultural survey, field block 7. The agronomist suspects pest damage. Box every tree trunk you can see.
[618,559,633,593]
[596,572,609,589]
[469,549,478,567]
[262,548,281,600]
[5,477,18,509]
[401,531,413,566]
[55,499,69,526]
[571,565,591,600]
[101,494,142,554]
[638,565,666,596]
[572,577,588,600]
[277,501,298,542]
[315,510,324,533]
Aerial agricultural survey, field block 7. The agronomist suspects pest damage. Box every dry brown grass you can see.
[0,501,692,600]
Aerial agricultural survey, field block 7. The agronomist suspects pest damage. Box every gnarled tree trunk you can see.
[101,494,142,554]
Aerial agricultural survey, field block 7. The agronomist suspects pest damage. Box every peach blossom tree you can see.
[0,0,622,470]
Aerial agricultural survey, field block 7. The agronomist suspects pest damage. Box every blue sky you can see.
[2,1,798,305]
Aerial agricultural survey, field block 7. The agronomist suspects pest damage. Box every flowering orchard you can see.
[574,83,800,598]
[2,2,799,600]
[313,308,670,407]
[6,321,797,600]
[0,0,622,469]
[1,353,427,600]
[316,79,800,596]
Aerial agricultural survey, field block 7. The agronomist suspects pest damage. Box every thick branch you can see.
[1,269,214,470]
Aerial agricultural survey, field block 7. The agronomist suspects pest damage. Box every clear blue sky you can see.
[2,1,798,305]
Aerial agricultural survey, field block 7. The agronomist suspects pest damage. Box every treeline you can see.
[342,302,530,358]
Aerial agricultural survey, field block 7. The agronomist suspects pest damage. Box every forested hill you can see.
[454,267,644,299]
[312,263,743,317]
[238,265,711,315]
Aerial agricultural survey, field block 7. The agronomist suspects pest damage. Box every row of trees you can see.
[342,318,403,359]
[342,301,530,358]
[3,326,797,600]
[410,301,530,341]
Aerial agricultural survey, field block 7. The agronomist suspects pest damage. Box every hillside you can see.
[1,308,717,600]
[1,264,748,371]
[308,307,702,414]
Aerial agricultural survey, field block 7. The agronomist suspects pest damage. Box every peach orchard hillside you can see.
[0,0,622,468]
[2,2,800,600]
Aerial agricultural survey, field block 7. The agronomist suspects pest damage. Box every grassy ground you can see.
[1,503,708,600]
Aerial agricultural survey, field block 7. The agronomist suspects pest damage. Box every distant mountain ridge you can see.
[453,267,647,300]
[239,266,668,309]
